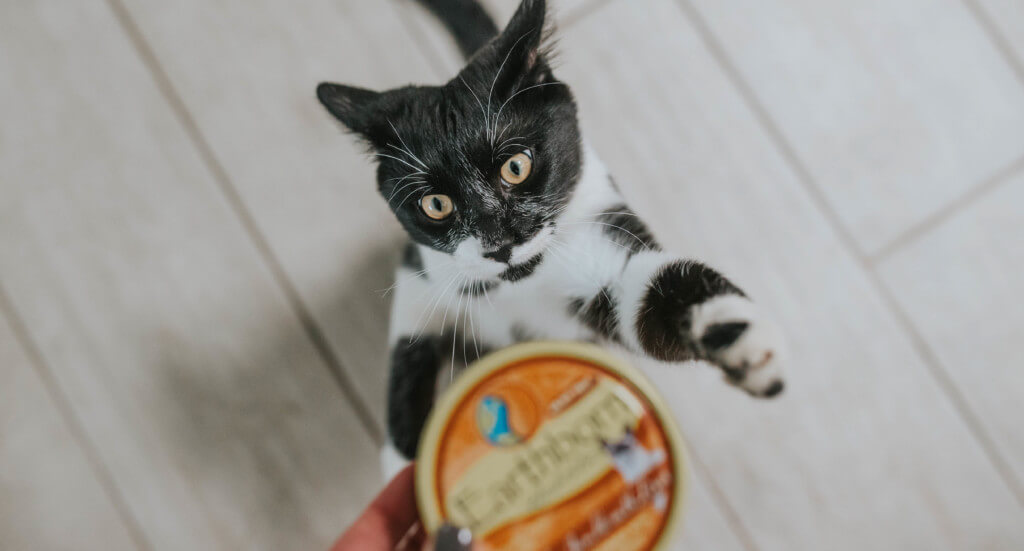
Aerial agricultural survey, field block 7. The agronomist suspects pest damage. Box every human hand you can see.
[330,464,472,551]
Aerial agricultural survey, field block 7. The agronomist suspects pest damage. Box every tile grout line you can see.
[686,437,761,551]
[674,0,868,260]
[863,271,1024,506]
[676,0,1024,509]
[564,2,767,544]
[869,151,1024,265]
[961,0,1024,90]
[104,0,383,445]
[569,2,769,546]
[0,283,154,551]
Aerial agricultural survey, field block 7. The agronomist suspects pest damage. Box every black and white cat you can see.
[317,0,786,477]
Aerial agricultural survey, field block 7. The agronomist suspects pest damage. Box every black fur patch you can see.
[415,0,499,59]
[499,253,544,282]
[701,322,749,350]
[763,380,785,397]
[387,336,442,458]
[636,261,743,362]
[596,204,659,255]
[568,288,621,343]
[401,242,426,278]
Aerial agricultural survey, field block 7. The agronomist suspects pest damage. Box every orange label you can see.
[422,352,682,551]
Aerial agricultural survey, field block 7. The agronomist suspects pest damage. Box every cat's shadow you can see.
[148,236,403,547]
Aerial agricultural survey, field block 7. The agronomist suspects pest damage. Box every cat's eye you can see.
[500,150,533,185]
[420,194,454,220]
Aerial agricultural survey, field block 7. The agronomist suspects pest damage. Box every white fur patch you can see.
[690,295,786,396]
[510,224,554,264]
[450,238,507,280]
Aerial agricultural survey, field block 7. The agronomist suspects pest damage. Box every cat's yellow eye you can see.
[500,150,533,185]
[420,194,454,220]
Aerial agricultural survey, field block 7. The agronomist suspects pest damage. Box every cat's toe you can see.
[727,348,785,398]
[690,295,787,398]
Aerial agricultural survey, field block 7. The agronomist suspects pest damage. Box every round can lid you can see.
[416,341,688,551]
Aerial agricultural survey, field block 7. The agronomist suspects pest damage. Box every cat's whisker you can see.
[412,270,462,342]
[487,31,532,145]
[386,176,427,204]
[494,122,516,148]
[387,144,428,172]
[496,142,529,156]
[496,135,526,150]
[393,186,429,211]
[546,240,619,314]
[458,75,488,126]
[480,278,495,308]
[387,119,429,171]
[374,152,428,175]
[559,220,650,251]
[378,266,431,297]
[449,284,469,382]
[437,273,466,344]
[469,292,481,360]
[541,240,580,279]
[493,82,567,135]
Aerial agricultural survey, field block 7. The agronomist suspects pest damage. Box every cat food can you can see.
[416,341,688,551]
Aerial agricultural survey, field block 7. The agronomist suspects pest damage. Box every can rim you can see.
[414,341,689,550]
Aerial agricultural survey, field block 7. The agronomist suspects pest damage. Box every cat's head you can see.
[317,0,580,282]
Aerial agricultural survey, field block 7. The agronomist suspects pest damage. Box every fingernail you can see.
[435,523,473,550]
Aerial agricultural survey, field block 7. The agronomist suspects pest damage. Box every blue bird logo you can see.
[477,395,522,446]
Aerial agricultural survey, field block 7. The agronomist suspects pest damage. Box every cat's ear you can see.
[495,0,551,79]
[460,0,552,89]
[316,82,381,136]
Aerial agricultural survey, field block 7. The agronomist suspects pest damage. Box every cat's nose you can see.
[483,244,513,264]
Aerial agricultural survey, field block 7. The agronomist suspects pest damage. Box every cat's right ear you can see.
[316,82,381,136]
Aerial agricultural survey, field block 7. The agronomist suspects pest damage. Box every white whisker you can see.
[374,152,428,174]
[458,75,488,127]
[559,220,650,250]
[387,119,429,170]
[487,31,532,145]
[493,82,567,135]
[393,186,429,211]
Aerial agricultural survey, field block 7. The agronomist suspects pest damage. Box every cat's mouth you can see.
[498,252,545,282]
[453,225,554,283]
[506,225,555,265]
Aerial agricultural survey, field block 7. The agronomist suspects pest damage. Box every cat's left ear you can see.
[497,0,550,74]
[466,0,554,88]
[316,82,382,136]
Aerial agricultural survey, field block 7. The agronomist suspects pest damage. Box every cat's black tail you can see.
[414,0,499,59]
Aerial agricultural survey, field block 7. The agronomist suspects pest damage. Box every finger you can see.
[331,464,418,551]
[424,524,473,551]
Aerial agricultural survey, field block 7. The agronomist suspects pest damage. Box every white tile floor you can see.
[2,0,1022,549]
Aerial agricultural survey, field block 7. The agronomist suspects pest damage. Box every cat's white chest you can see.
[484,271,592,343]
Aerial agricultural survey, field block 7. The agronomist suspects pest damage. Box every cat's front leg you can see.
[380,244,449,478]
[616,251,786,397]
[386,335,442,458]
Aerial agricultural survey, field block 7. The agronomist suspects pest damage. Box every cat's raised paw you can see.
[689,295,786,398]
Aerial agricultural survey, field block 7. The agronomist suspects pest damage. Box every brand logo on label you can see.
[477,395,522,446]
